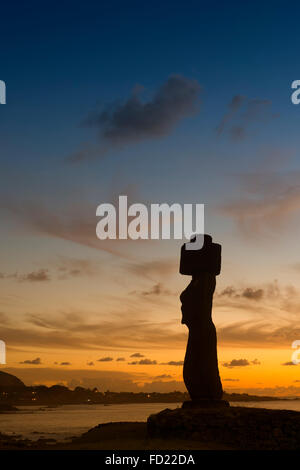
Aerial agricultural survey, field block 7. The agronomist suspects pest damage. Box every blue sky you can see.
[1,1,299,170]
[1,0,300,273]
[1,1,300,392]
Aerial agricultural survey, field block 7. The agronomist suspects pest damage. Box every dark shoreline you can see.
[0,394,298,412]
[1,392,296,408]
[1,404,300,450]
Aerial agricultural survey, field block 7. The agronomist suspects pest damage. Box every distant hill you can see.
[0,371,26,391]
[0,370,294,404]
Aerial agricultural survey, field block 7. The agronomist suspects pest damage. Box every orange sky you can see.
[1,229,300,396]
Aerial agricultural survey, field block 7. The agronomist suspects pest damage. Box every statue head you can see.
[179,233,221,276]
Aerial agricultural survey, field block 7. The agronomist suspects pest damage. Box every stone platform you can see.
[147,405,300,450]
[182,399,230,409]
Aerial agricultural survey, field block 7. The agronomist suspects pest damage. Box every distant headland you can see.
[0,370,292,408]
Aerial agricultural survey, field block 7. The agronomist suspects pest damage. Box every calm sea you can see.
[1,401,300,441]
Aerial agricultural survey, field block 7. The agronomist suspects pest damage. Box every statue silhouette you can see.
[180,234,229,408]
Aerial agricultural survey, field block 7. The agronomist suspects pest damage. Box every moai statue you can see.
[180,234,229,408]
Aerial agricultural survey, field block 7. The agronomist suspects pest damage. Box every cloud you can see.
[4,275,300,353]
[242,288,264,300]
[0,259,99,283]
[0,312,186,352]
[222,378,240,382]
[217,281,300,323]
[140,283,171,297]
[0,197,140,259]
[242,98,273,121]
[4,366,300,396]
[216,95,275,141]
[126,259,177,281]
[0,312,10,324]
[251,359,261,365]
[60,362,71,366]
[282,361,298,366]
[130,353,144,358]
[21,269,49,282]
[19,269,50,282]
[229,125,246,141]
[219,286,236,298]
[116,357,125,361]
[128,359,157,365]
[222,358,260,368]
[70,75,201,162]
[219,286,264,301]
[218,319,300,349]
[138,380,185,393]
[87,362,94,366]
[216,95,245,135]
[20,357,42,365]
[154,374,173,379]
[220,169,300,238]
[0,181,156,261]
[222,385,300,397]
[55,257,98,279]
[160,361,184,366]
[0,269,51,282]
[97,357,114,362]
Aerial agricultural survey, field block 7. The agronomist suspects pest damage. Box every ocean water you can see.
[1,401,300,441]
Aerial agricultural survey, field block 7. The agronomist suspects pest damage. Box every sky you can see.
[1,0,300,396]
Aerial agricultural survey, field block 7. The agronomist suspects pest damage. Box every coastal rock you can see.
[0,371,26,392]
[0,403,19,413]
[147,406,300,450]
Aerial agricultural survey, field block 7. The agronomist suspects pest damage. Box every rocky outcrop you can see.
[0,371,26,392]
[147,406,300,450]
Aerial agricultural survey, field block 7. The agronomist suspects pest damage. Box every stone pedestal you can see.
[147,406,300,450]
[182,399,230,409]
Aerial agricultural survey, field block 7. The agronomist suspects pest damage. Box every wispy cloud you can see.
[0,259,100,283]
[222,358,260,368]
[19,357,42,365]
[0,269,51,282]
[0,197,140,259]
[69,75,202,162]
[216,95,245,135]
[126,259,177,281]
[219,286,264,301]
[216,95,276,141]
[160,360,184,366]
[218,320,300,349]
[220,169,300,238]
[223,378,240,382]
[97,357,114,362]
[128,358,157,365]
[5,310,185,352]
[55,256,98,279]
[155,374,173,379]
